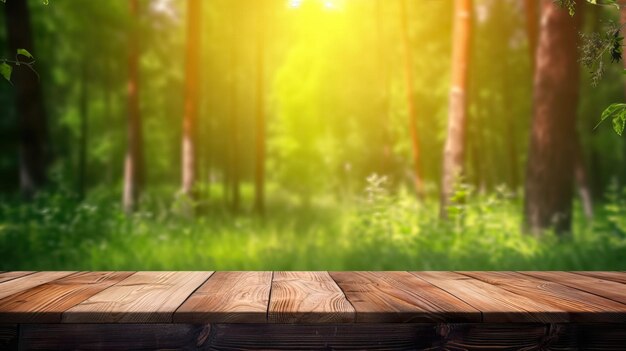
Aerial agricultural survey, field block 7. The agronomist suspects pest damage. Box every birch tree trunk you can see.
[440,0,472,219]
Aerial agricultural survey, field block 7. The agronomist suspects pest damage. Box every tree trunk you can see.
[376,0,392,176]
[78,60,89,200]
[254,1,267,215]
[181,0,202,199]
[229,28,241,213]
[524,0,539,68]
[574,138,593,219]
[104,58,115,185]
[620,1,626,186]
[527,0,592,218]
[440,0,472,219]
[399,0,423,196]
[4,0,49,199]
[502,58,519,191]
[123,0,144,213]
[523,0,581,235]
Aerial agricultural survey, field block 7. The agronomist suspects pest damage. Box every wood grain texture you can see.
[17,323,626,350]
[208,323,438,350]
[20,324,211,350]
[574,271,626,284]
[0,272,34,284]
[435,323,550,350]
[412,271,570,323]
[174,271,272,323]
[0,272,134,323]
[0,272,74,300]
[462,271,626,323]
[268,271,355,323]
[330,271,480,323]
[521,271,626,305]
[62,271,212,323]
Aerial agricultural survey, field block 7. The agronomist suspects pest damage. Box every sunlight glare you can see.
[288,0,342,11]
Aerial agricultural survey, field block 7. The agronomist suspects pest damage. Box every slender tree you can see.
[619,1,626,184]
[254,1,267,215]
[229,12,241,213]
[525,0,539,68]
[78,60,89,199]
[440,0,473,218]
[376,0,392,176]
[524,0,581,234]
[123,0,144,213]
[4,0,49,199]
[399,0,423,196]
[181,0,202,199]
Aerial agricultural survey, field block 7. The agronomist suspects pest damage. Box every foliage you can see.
[557,0,626,136]
[579,22,623,87]
[1,182,625,270]
[0,0,626,271]
[596,103,626,135]
[1,49,37,83]
[556,0,620,16]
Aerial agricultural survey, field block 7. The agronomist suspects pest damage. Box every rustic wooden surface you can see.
[174,271,271,323]
[0,272,133,323]
[0,271,625,324]
[62,271,212,323]
[268,271,355,323]
[1,271,626,349]
[462,271,626,323]
[330,271,480,323]
[0,272,74,300]
[413,271,570,323]
[15,323,626,350]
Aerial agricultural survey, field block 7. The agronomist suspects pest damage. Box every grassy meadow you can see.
[2,179,626,271]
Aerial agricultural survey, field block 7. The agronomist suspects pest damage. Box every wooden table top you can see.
[0,271,625,324]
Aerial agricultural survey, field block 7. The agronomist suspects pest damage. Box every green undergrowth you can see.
[1,180,625,270]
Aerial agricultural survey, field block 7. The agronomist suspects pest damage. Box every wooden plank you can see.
[62,271,212,323]
[330,271,480,323]
[436,324,550,350]
[0,272,134,323]
[208,323,438,350]
[412,271,569,323]
[174,271,272,323]
[20,324,211,350]
[0,272,74,300]
[549,323,626,350]
[0,272,35,284]
[268,271,355,323]
[19,323,626,350]
[521,271,626,306]
[574,271,626,285]
[462,271,626,323]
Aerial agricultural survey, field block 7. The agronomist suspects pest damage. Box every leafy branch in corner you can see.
[0,0,48,84]
[579,22,623,87]
[1,49,39,84]
[556,0,626,136]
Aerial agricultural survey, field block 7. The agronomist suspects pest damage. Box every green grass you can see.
[1,183,626,271]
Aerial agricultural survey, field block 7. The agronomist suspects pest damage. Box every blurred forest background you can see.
[1,0,626,270]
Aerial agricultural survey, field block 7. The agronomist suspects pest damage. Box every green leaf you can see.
[16,49,34,59]
[614,115,626,136]
[42,0,48,4]
[0,62,12,82]
[597,103,626,136]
